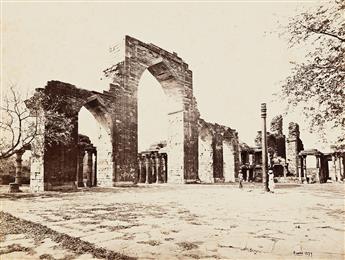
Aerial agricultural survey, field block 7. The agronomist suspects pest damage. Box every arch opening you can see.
[137,60,186,184]
[78,105,113,187]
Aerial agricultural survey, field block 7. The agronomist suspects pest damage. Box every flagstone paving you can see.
[1,183,344,259]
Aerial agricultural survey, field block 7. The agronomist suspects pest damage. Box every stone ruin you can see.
[23,36,344,191]
[25,36,241,191]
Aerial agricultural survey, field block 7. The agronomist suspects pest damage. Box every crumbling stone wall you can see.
[255,115,286,159]
[198,120,214,183]
[223,139,235,182]
[286,122,304,176]
[27,81,114,191]
[198,119,239,183]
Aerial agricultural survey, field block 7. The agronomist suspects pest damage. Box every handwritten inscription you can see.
[293,251,313,257]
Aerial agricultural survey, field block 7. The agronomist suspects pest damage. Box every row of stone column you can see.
[137,153,167,184]
[298,154,345,183]
[77,145,97,187]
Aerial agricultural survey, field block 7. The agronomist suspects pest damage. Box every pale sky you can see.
[2,1,334,152]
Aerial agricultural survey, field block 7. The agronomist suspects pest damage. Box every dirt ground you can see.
[0,183,344,260]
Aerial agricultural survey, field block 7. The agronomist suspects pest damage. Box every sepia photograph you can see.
[0,0,344,259]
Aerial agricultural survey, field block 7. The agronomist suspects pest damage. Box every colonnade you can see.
[137,153,167,184]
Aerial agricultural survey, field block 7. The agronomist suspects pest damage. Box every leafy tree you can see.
[280,0,344,144]
[0,85,74,160]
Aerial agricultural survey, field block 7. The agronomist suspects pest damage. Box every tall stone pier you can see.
[286,122,304,177]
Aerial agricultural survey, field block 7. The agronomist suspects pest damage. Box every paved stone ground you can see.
[0,183,344,259]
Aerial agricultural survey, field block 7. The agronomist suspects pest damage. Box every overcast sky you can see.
[2,1,334,152]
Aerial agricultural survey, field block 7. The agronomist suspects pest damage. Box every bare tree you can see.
[280,0,345,144]
[0,84,74,160]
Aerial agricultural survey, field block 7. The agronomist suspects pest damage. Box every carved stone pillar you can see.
[161,156,166,183]
[155,155,160,184]
[303,156,307,181]
[138,157,143,183]
[339,155,343,181]
[332,155,337,181]
[315,155,320,183]
[261,103,269,192]
[150,155,155,184]
[283,163,288,178]
[85,148,93,187]
[144,155,150,184]
[93,151,97,186]
[77,148,85,187]
[14,149,25,185]
[299,156,304,180]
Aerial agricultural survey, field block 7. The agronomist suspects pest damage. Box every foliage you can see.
[0,85,74,160]
[280,0,345,144]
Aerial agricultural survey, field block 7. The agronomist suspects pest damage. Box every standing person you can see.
[268,169,275,192]
[238,169,244,189]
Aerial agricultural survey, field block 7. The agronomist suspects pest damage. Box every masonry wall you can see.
[198,127,214,183]
[223,140,235,182]
[198,119,239,183]
[286,122,304,176]
[27,81,116,191]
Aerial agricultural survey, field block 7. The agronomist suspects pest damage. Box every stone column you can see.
[261,103,269,192]
[299,155,303,182]
[303,156,307,182]
[155,155,160,184]
[85,148,93,187]
[14,149,25,185]
[315,155,320,183]
[138,157,143,183]
[299,156,304,180]
[248,153,254,182]
[150,155,156,184]
[77,149,85,187]
[93,151,97,186]
[161,156,167,183]
[339,155,343,181]
[283,163,288,178]
[144,155,150,184]
[332,155,337,181]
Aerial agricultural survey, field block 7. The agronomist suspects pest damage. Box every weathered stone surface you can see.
[286,122,304,176]
[198,120,214,183]
[198,119,239,183]
[270,115,283,135]
[27,81,115,191]
[104,36,200,184]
